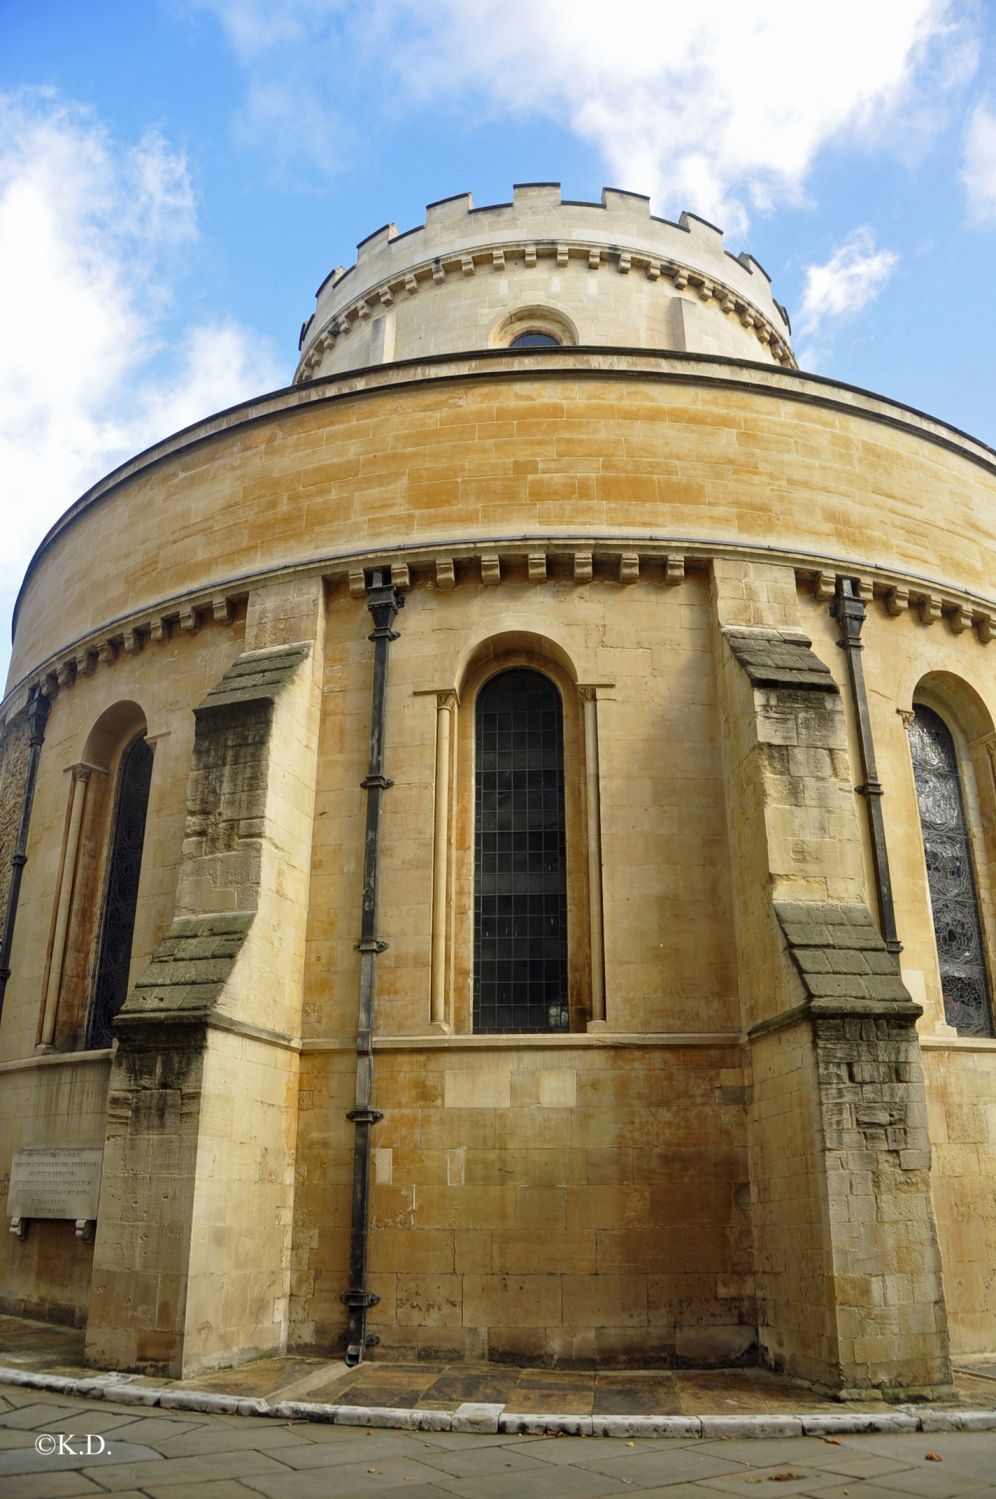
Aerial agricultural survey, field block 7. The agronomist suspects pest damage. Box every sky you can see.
[1,0,995,691]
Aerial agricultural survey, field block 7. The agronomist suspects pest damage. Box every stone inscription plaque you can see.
[6,1148,102,1221]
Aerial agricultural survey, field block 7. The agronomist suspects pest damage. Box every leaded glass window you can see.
[910,704,995,1037]
[88,734,153,1047]
[509,331,561,348]
[473,669,568,1032]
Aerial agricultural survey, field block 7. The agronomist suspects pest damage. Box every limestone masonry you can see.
[1,185,994,1394]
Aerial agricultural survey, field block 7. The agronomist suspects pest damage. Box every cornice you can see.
[15,349,996,634]
[6,537,996,725]
[294,237,797,381]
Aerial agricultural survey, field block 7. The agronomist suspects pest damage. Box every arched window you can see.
[87,733,153,1047]
[509,330,561,348]
[493,306,577,350]
[910,703,995,1037]
[474,669,568,1032]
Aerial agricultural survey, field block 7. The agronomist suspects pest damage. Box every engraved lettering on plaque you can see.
[6,1148,102,1224]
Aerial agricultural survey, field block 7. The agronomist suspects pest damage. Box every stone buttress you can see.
[85,580,325,1376]
[712,559,953,1397]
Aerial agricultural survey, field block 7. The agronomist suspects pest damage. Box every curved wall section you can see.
[2,192,996,1388]
[296,185,795,379]
[7,354,996,693]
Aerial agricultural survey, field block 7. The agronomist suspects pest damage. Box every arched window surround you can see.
[491,304,578,350]
[37,702,153,1051]
[906,681,996,1039]
[449,646,593,1034]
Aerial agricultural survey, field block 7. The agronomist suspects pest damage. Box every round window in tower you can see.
[492,305,577,349]
[509,330,561,348]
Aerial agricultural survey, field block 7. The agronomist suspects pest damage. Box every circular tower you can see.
[0,185,994,1392]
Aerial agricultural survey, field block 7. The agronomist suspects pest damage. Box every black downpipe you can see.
[832,576,901,953]
[342,569,404,1366]
[0,688,51,1021]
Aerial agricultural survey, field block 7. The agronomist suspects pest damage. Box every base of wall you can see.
[0,1294,86,1329]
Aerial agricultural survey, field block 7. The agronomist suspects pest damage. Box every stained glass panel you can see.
[88,734,153,1047]
[910,705,994,1037]
[473,669,568,1032]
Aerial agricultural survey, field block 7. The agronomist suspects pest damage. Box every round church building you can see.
[1,184,995,1393]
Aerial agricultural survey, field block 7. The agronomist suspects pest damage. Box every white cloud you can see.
[195,0,973,230]
[961,102,996,224]
[795,227,899,366]
[0,89,284,689]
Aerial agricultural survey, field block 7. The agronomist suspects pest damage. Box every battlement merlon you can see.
[305,183,791,343]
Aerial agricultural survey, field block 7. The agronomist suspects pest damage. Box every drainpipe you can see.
[0,688,51,1021]
[832,576,901,953]
[342,569,404,1366]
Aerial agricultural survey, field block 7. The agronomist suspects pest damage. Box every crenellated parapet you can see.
[295,183,796,380]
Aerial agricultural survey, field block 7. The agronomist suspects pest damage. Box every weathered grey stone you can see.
[722,626,838,691]
[698,1414,803,1438]
[591,1414,686,1438]
[271,1400,340,1422]
[99,1382,168,1405]
[160,1389,241,1413]
[409,1409,454,1431]
[499,1412,594,1435]
[335,1404,419,1428]
[128,912,254,1019]
[800,1411,915,1434]
[452,1401,505,1432]
[237,1398,271,1416]
[198,642,312,711]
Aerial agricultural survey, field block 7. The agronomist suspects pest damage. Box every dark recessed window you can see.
[910,704,994,1037]
[88,734,153,1047]
[509,330,561,348]
[474,669,568,1033]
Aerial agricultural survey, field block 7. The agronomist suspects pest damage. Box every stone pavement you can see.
[3,1381,996,1499]
[2,1313,996,1495]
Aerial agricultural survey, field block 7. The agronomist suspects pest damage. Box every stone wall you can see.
[11,362,996,687]
[300,184,792,380]
[922,1044,996,1356]
[292,1041,755,1366]
[0,708,29,944]
[0,1055,109,1324]
[2,320,996,1379]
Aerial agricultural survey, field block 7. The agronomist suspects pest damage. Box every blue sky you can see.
[2,0,995,690]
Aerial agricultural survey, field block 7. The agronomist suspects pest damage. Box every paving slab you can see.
[695,1461,844,1493]
[63,1447,294,1491]
[0,1437,161,1476]
[543,1444,750,1485]
[149,1422,315,1457]
[501,1434,680,1465]
[0,1401,95,1430]
[420,1465,635,1499]
[412,1442,551,1477]
[239,1461,458,1499]
[2,1472,108,1499]
[135,1481,289,1499]
[864,1468,993,1497]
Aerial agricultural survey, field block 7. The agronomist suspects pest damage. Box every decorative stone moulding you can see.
[11,545,996,719]
[803,568,996,646]
[295,184,796,381]
[15,588,245,707]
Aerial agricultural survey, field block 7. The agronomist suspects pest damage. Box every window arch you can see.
[87,733,153,1047]
[473,668,568,1033]
[509,330,561,348]
[492,305,577,349]
[910,702,995,1037]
